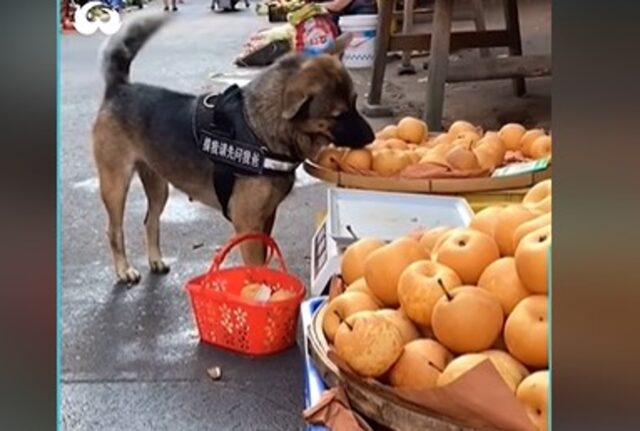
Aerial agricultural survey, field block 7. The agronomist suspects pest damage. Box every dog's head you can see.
[277,34,375,158]
[244,34,375,160]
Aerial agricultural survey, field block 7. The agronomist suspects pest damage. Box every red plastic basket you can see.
[185,233,305,355]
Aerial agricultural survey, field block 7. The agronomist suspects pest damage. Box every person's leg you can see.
[172,0,178,11]
[163,0,169,11]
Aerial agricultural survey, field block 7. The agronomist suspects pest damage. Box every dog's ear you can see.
[282,73,316,120]
[282,87,310,120]
[324,33,353,57]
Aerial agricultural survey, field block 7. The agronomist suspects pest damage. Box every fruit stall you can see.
[299,117,551,431]
[183,115,551,430]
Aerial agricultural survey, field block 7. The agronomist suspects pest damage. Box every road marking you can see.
[72,177,210,223]
[73,167,319,197]
[71,170,320,224]
[72,176,99,192]
[208,70,259,88]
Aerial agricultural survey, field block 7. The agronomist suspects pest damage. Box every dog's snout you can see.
[330,109,375,148]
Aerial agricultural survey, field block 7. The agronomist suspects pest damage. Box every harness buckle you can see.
[202,93,217,109]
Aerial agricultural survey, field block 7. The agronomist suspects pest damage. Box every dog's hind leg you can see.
[93,113,141,284]
[95,150,139,284]
[137,163,170,274]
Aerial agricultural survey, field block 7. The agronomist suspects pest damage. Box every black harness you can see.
[192,85,299,220]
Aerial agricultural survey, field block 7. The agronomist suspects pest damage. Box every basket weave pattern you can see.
[186,234,305,355]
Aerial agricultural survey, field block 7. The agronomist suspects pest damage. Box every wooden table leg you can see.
[471,0,490,58]
[364,0,395,116]
[399,0,417,74]
[424,0,453,131]
[503,0,526,96]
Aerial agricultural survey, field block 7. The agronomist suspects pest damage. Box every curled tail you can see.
[100,12,169,96]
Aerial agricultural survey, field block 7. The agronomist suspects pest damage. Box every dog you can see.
[93,13,374,284]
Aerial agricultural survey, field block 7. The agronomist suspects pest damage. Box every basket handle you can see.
[206,233,288,274]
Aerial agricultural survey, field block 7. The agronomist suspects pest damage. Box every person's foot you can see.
[163,6,169,11]
[172,6,178,11]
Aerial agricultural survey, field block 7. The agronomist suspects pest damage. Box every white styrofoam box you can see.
[327,188,474,248]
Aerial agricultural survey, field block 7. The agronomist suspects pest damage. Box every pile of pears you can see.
[315,118,552,177]
[322,179,552,431]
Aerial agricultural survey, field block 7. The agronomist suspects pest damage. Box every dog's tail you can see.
[100,13,169,96]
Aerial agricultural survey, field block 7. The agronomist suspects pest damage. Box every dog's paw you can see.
[150,260,170,275]
[117,266,141,285]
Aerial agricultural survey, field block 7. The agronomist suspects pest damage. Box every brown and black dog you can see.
[93,13,374,284]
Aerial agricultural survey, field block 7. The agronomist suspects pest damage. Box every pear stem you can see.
[427,361,443,373]
[345,225,359,241]
[334,310,353,330]
[437,278,453,301]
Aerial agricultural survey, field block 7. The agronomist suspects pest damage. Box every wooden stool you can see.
[364,0,552,130]
[399,0,489,74]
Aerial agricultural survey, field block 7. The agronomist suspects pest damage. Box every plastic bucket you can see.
[339,14,378,69]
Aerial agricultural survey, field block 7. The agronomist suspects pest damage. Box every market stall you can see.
[296,116,551,430]
[365,0,552,130]
[236,3,341,66]
[182,46,551,426]
[184,115,552,430]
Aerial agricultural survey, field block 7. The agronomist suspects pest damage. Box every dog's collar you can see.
[193,85,300,175]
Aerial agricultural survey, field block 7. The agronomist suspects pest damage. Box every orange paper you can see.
[338,162,491,180]
[327,350,536,431]
[303,387,370,431]
[399,163,491,179]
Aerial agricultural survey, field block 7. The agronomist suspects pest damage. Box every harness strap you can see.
[213,165,235,221]
[192,85,300,221]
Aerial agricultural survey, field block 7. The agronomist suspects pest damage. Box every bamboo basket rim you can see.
[303,160,551,195]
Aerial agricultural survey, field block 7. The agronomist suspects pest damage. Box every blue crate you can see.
[301,297,329,431]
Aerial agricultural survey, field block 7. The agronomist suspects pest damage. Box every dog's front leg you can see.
[227,177,287,266]
[232,211,275,266]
